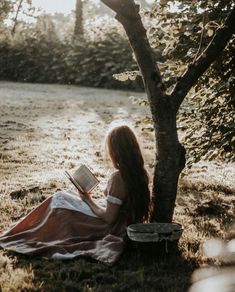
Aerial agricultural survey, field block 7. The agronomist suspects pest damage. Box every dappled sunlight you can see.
[0,81,150,196]
[0,254,35,292]
[0,81,234,291]
[0,0,234,290]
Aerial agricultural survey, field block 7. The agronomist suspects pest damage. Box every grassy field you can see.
[0,82,234,292]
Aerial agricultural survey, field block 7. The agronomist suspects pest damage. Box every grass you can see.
[1,170,234,291]
[0,82,234,291]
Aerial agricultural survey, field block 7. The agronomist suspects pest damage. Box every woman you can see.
[0,125,150,264]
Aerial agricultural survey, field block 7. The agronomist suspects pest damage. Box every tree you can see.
[146,0,235,164]
[0,0,37,35]
[100,0,235,222]
[73,0,85,41]
[0,0,11,23]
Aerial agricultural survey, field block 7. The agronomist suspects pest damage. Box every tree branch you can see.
[171,6,235,112]
[101,0,167,116]
[192,0,208,63]
[101,0,136,17]
[11,0,24,36]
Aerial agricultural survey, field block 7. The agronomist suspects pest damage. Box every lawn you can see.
[0,82,234,291]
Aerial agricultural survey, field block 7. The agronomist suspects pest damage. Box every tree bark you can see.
[101,0,184,222]
[73,0,84,41]
[101,0,235,223]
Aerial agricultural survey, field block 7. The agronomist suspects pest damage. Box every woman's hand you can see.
[78,191,91,203]
[78,190,121,225]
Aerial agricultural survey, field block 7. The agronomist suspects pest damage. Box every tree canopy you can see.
[146,0,235,163]
[115,0,235,164]
[101,0,235,221]
[0,0,11,23]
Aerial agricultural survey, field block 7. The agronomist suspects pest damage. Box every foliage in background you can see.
[0,0,11,23]
[0,0,234,162]
[0,10,142,90]
[123,0,235,164]
[0,0,36,27]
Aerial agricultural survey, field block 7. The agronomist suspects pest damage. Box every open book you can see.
[65,165,99,193]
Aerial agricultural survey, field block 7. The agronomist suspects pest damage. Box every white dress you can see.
[0,171,129,264]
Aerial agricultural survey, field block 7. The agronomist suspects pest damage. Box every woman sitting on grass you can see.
[0,125,150,264]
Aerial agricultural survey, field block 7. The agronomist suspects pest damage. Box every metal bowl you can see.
[127,222,183,242]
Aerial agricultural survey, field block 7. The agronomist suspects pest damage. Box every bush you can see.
[0,19,143,91]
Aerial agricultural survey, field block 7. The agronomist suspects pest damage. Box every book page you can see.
[65,171,84,193]
[72,165,99,193]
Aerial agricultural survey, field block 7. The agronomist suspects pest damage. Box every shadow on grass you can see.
[7,242,197,292]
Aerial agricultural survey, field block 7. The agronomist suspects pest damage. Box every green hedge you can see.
[0,28,143,91]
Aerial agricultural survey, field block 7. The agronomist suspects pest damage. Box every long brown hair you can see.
[106,125,150,223]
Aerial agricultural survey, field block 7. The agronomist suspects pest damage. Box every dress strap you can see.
[106,195,123,205]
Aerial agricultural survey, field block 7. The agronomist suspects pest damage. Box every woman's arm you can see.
[80,192,121,225]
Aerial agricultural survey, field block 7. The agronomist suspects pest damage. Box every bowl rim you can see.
[127,222,183,233]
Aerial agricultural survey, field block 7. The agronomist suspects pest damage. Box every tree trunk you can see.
[152,102,186,222]
[101,0,235,223]
[73,0,84,41]
[101,0,185,222]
